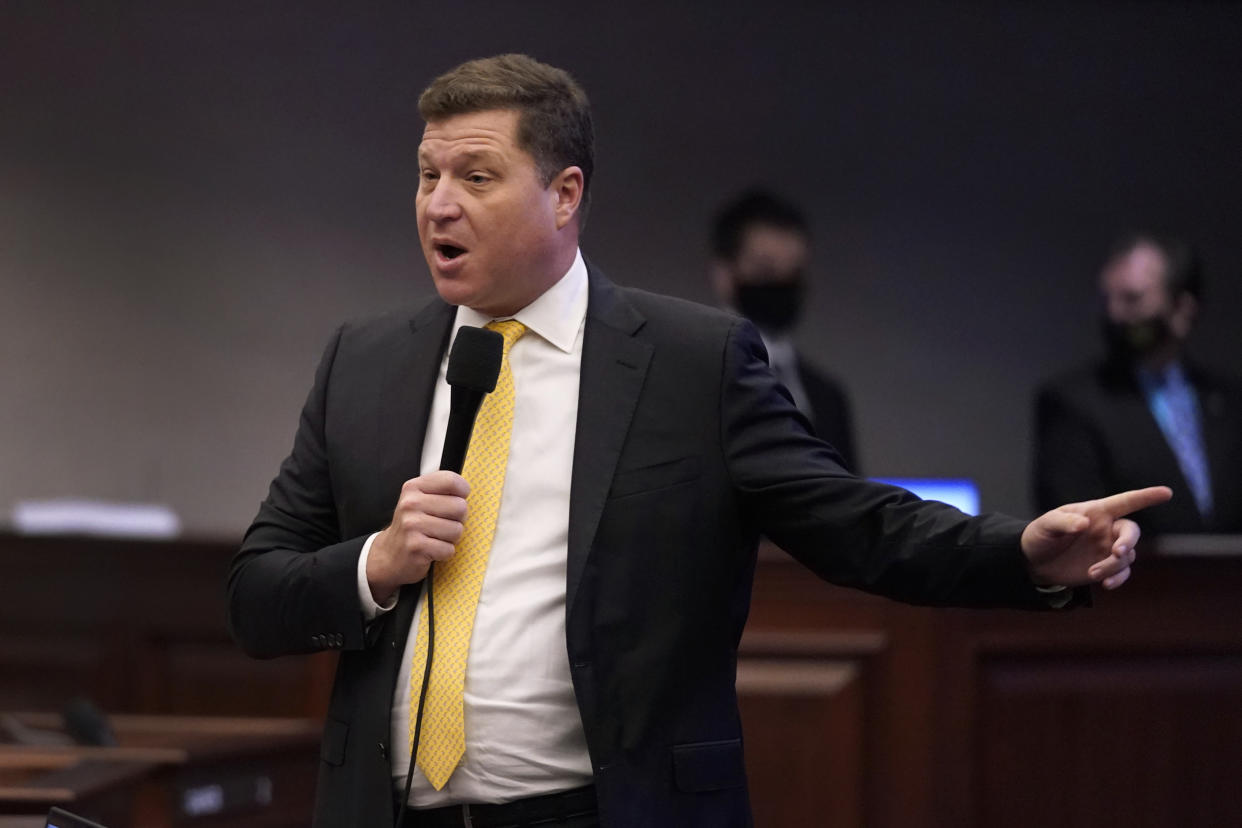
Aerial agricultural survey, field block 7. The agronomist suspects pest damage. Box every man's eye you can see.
[467,173,490,184]
[420,170,438,183]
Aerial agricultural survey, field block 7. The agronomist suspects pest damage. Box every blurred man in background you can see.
[710,190,859,471]
[1034,233,1242,533]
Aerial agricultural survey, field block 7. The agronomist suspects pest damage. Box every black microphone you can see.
[62,697,116,747]
[439,325,504,472]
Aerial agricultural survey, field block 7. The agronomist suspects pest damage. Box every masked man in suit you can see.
[1035,234,1242,534]
[229,54,1169,828]
[709,189,859,472]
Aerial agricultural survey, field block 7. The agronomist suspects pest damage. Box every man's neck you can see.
[1135,341,1184,374]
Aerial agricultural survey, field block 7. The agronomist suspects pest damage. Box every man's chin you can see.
[432,282,473,309]
[432,280,505,316]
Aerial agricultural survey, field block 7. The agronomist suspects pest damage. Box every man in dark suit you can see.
[709,190,859,471]
[1035,234,1242,534]
[228,55,1169,828]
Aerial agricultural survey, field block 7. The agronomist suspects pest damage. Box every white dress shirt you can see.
[756,330,814,420]
[356,250,592,806]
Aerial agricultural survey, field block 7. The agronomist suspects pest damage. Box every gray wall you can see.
[3,1,1240,537]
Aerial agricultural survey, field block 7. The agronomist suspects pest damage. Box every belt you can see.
[400,784,597,828]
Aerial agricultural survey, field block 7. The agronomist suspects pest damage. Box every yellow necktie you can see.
[409,319,527,790]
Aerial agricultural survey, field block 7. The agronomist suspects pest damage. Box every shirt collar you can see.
[758,330,797,365]
[454,249,588,354]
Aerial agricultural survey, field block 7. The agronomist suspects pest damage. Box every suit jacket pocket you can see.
[321,717,349,767]
[609,455,701,500]
[672,738,746,793]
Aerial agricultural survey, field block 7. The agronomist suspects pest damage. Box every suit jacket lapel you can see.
[386,298,455,651]
[405,296,456,448]
[369,299,455,508]
[566,265,652,616]
[1189,365,1239,528]
[1105,363,1203,527]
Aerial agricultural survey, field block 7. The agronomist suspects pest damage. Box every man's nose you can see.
[424,179,463,222]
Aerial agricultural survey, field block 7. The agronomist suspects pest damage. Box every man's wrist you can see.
[357,532,399,620]
[1035,583,1073,608]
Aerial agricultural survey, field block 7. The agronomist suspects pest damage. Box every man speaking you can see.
[227,54,1170,828]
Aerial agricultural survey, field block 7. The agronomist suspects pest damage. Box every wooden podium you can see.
[0,715,318,827]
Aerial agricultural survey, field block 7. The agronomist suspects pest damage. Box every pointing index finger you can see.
[1093,486,1173,518]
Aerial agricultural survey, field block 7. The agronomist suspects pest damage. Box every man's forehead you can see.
[738,224,809,264]
[1102,245,1168,292]
[417,139,507,165]
[419,109,522,152]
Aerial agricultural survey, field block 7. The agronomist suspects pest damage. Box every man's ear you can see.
[1170,291,1198,339]
[550,166,584,230]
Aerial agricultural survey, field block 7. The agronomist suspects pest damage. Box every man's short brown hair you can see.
[419,54,595,225]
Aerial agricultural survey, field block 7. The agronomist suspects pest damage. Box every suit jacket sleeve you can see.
[724,320,1050,608]
[227,324,373,658]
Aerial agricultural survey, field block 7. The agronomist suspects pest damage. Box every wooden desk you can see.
[0,715,318,827]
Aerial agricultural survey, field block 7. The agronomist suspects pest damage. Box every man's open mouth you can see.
[437,243,466,260]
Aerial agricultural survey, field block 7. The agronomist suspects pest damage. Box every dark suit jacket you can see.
[229,265,1056,828]
[796,359,858,473]
[1034,359,1242,534]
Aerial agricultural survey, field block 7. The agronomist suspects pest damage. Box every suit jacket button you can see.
[379,741,387,759]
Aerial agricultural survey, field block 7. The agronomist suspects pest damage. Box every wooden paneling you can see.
[0,534,332,719]
[744,540,1242,828]
[0,635,117,712]
[4,533,1242,826]
[975,652,1242,828]
[738,632,884,828]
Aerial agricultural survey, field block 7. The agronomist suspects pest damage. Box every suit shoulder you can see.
[1037,362,1114,400]
[617,286,741,340]
[337,308,418,339]
[334,298,445,351]
[1187,361,1242,394]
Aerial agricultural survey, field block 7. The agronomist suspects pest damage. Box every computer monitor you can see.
[45,807,108,828]
[872,477,980,516]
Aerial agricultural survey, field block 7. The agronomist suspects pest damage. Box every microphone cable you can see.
[393,324,502,828]
[395,569,434,828]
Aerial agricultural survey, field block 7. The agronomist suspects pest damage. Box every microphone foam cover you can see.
[446,325,504,393]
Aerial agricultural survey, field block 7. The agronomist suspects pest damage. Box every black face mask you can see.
[1100,314,1174,362]
[734,279,805,333]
